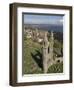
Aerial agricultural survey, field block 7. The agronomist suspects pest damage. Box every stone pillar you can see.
[50,31,54,62]
[42,32,49,73]
[35,28,39,41]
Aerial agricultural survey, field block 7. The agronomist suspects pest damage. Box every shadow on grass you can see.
[31,50,43,70]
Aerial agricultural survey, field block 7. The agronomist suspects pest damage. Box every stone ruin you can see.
[42,31,63,73]
[24,27,63,73]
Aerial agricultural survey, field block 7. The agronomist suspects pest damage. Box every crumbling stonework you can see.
[42,32,49,73]
[42,31,63,73]
[42,31,54,73]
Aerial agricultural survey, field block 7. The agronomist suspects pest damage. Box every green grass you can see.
[24,39,43,74]
[47,62,63,73]
[23,38,63,74]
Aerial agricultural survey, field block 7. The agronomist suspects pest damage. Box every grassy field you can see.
[23,38,63,74]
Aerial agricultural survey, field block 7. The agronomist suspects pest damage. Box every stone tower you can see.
[42,32,49,73]
[49,31,54,62]
[42,31,54,73]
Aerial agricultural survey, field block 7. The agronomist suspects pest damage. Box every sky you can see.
[23,14,63,25]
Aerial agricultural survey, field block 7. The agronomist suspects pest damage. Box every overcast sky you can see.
[24,14,63,25]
